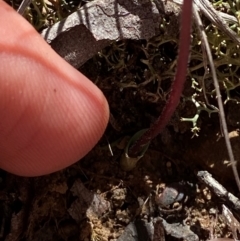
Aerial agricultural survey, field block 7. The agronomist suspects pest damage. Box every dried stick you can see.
[197,171,240,211]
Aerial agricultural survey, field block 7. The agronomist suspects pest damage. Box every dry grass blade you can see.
[17,0,31,15]
[194,0,240,45]
[193,6,240,191]
[171,0,240,45]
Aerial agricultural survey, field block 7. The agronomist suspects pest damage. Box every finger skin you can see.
[0,1,109,176]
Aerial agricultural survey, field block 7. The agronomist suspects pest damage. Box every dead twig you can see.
[197,171,240,211]
[193,4,240,191]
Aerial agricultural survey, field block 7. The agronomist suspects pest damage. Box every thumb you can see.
[0,1,109,176]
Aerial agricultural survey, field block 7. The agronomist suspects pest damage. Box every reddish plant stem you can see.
[128,0,193,158]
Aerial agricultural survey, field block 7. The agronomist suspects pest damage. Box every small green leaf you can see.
[120,129,150,171]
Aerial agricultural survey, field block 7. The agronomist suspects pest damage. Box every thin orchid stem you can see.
[128,0,193,158]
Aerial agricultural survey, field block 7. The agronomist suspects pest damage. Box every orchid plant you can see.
[120,0,193,171]
[120,0,240,195]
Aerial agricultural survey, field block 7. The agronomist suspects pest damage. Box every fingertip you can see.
[0,1,109,176]
[0,53,109,176]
